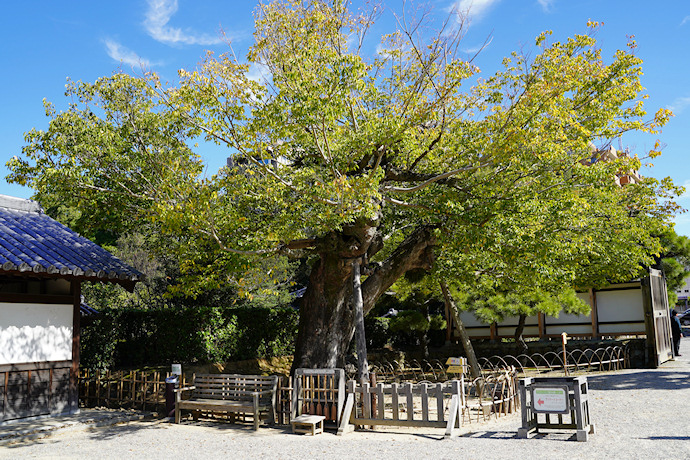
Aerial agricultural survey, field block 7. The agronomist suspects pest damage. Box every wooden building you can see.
[446,269,674,367]
[0,195,141,423]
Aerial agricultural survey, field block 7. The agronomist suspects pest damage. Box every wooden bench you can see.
[291,414,326,435]
[174,374,278,430]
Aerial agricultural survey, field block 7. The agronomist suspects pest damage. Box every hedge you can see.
[81,305,299,370]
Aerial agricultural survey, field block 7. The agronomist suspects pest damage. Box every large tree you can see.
[8,1,680,369]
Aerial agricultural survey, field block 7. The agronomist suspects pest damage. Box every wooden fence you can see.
[79,366,518,434]
[79,369,188,412]
[338,379,466,437]
[292,368,346,426]
[79,368,294,423]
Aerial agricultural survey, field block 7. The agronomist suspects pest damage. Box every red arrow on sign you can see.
[537,399,545,406]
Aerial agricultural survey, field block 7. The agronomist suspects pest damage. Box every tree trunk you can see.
[514,313,528,354]
[352,260,369,383]
[421,302,430,359]
[439,281,482,382]
[291,224,436,372]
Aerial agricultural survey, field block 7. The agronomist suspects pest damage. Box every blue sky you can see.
[1,0,689,235]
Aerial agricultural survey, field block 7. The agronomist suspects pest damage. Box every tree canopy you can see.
[8,0,682,367]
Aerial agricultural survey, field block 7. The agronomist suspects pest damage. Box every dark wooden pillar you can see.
[589,288,599,339]
[70,281,81,413]
[538,313,545,339]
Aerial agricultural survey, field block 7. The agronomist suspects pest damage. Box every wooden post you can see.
[70,282,81,413]
[589,288,599,339]
[538,313,545,339]
[562,332,569,376]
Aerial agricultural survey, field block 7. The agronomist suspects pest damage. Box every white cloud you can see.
[681,16,690,26]
[537,0,555,12]
[453,0,501,21]
[246,62,270,84]
[462,36,493,55]
[667,96,690,115]
[144,0,222,46]
[104,39,151,67]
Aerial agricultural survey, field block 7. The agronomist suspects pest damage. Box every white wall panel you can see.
[0,303,73,365]
[596,289,645,323]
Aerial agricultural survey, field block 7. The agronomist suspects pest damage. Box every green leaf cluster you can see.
[7,1,683,320]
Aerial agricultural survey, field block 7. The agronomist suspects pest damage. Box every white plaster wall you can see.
[0,302,73,365]
[596,289,645,323]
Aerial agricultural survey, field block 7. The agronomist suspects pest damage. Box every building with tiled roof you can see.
[0,195,141,423]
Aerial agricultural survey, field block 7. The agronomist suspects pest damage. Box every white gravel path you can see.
[3,341,690,460]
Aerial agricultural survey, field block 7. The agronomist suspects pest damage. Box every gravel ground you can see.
[2,341,690,460]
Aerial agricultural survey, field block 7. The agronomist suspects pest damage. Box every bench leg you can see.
[175,405,181,424]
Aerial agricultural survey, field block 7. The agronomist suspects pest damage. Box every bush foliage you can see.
[81,305,299,370]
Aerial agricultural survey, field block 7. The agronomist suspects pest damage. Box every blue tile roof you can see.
[0,195,142,288]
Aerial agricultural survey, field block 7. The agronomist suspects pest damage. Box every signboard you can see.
[446,365,465,373]
[531,385,569,414]
[445,357,467,374]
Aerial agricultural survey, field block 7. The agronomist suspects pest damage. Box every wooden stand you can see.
[291,414,326,435]
[518,376,595,442]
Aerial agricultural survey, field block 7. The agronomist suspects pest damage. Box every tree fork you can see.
[291,225,437,372]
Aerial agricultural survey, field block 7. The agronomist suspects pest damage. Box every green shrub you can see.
[80,305,299,370]
[364,316,391,349]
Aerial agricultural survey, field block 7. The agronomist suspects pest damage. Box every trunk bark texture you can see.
[439,281,482,383]
[352,260,369,383]
[291,223,436,371]
[514,313,528,354]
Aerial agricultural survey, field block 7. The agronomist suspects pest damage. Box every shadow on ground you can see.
[83,418,293,442]
[587,370,690,391]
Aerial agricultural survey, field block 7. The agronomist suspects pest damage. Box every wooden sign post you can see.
[561,332,568,376]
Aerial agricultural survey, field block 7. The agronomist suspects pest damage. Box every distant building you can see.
[675,276,690,310]
[581,144,642,186]
[0,195,141,424]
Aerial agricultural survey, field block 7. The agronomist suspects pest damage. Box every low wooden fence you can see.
[79,368,295,422]
[79,369,189,412]
[480,345,630,375]
[361,344,630,384]
[338,379,465,437]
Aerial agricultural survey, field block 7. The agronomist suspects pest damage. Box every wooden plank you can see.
[391,383,399,420]
[376,383,384,420]
[70,282,81,414]
[362,382,371,419]
[350,417,446,428]
[421,383,429,422]
[406,383,413,421]
[436,384,444,423]
[336,392,355,435]
[0,361,72,373]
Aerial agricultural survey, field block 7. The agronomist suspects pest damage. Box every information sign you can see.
[446,365,465,373]
[531,385,569,414]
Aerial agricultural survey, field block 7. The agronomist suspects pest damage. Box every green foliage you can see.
[451,284,589,325]
[364,316,390,349]
[80,305,299,370]
[7,1,684,364]
[655,228,690,306]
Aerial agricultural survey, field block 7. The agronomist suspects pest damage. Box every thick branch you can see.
[360,225,437,313]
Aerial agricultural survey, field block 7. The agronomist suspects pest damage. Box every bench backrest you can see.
[191,374,278,406]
